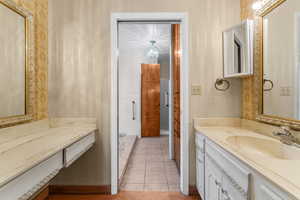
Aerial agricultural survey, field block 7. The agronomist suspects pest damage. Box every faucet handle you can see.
[273,126,292,137]
[280,126,292,136]
[280,125,291,132]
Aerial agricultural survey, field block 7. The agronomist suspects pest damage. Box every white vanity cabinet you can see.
[254,174,293,200]
[195,133,205,197]
[205,156,222,200]
[64,132,96,167]
[0,130,96,200]
[0,151,63,200]
[205,140,250,200]
[195,132,295,200]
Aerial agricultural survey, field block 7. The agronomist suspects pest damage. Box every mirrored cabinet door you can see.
[223,20,254,78]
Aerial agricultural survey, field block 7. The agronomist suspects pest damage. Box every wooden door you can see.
[141,64,160,137]
[172,24,181,169]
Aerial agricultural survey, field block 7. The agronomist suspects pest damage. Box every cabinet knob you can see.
[221,188,231,200]
[215,180,221,187]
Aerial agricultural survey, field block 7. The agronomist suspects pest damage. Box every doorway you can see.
[111,13,189,195]
[117,22,178,192]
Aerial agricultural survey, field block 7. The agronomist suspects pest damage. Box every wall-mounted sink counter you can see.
[194,118,300,200]
[0,118,97,200]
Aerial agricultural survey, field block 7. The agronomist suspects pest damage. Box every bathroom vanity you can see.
[195,118,300,200]
[0,118,97,200]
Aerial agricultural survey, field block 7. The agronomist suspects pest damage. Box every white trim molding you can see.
[110,12,189,195]
[295,13,300,120]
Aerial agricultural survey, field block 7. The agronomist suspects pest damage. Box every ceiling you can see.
[118,23,171,55]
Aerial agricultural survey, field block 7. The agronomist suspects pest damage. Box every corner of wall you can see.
[241,0,256,120]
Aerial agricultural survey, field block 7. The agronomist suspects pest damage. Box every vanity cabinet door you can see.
[221,176,246,200]
[258,185,284,200]
[205,158,222,200]
[196,150,205,197]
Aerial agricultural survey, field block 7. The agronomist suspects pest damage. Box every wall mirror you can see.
[0,0,35,127]
[256,0,300,129]
[223,20,254,78]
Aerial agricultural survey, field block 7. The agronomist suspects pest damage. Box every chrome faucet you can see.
[273,126,292,137]
[273,126,300,147]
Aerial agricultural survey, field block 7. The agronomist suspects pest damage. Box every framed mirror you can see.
[223,20,254,78]
[255,0,300,129]
[0,0,35,128]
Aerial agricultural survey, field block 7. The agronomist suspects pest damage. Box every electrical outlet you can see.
[191,85,202,95]
[280,87,292,96]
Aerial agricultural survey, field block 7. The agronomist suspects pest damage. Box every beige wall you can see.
[49,0,241,186]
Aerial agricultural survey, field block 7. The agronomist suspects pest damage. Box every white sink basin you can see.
[226,136,300,160]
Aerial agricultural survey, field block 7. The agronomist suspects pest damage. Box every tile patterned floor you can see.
[120,136,180,192]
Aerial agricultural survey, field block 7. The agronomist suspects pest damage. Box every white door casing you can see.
[295,13,300,119]
[111,12,189,195]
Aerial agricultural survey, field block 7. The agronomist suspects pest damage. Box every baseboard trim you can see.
[189,185,200,197]
[49,185,111,195]
[49,185,197,196]
[29,185,49,200]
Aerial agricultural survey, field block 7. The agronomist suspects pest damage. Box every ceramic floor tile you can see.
[147,161,165,167]
[168,184,181,192]
[127,164,146,171]
[147,155,165,162]
[121,183,145,191]
[167,176,180,184]
[125,170,145,177]
[145,175,168,184]
[121,136,179,192]
[144,184,169,192]
[146,171,166,178]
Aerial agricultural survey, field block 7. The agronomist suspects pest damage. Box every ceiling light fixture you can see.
[252,0,263,10]
[146,40,159,64]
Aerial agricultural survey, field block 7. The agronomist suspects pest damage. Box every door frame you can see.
[110,12,189,195]
[295,13,300,119]
[169,25,174,160]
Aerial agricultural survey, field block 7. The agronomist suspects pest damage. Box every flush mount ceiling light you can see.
[252,0,263,10]
[146,40,160,64]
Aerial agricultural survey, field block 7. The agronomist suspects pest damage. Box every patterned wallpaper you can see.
[12,0,48,120]
[241,0,256,120]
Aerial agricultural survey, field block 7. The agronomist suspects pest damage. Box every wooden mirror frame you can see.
[254,0,300,129]
[0,0,35,128]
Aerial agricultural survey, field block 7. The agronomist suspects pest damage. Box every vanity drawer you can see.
[0,151,63,200]
[64,132,95,167]
[206,140,251,196]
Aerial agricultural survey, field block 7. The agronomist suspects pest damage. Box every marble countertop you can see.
[0,119,97,188]
[194,118,300,199]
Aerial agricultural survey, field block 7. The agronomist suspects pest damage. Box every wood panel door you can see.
[172,24,181,170]
[141,64,160,137]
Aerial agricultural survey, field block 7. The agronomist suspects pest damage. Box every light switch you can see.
[191,85,202,96]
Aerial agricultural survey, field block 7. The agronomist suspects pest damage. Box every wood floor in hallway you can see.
[49,192,200,200]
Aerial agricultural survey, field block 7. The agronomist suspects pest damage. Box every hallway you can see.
[121,136,180,191]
